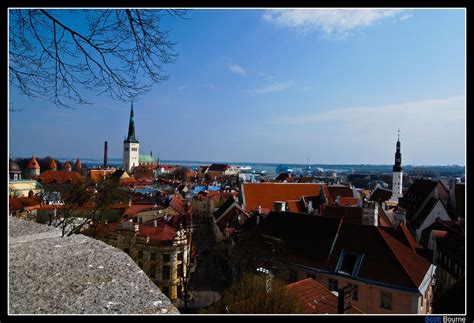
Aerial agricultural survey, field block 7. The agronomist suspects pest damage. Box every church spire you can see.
[393,129,402,172]
[124,101,139,143]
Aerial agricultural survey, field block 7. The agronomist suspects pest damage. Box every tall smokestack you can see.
[104,141,108,168]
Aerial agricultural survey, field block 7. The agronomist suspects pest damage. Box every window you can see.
[328,279,338,291]
[125,147,129,151]
[348,283,358,301]
[380,291,392,310]
[177,252,183,262]
[124,248,130,255]
[162,265,171,280]
[177,264,184,278]
[163,254,171,262]
[151,252,157,261]
[162,286,170,297]
[289,269,297,283]
[337,251,362,276]
[150,265,156,278]
[138,250,144,259]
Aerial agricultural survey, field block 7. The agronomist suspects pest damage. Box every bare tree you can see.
[9,9,187,108]
[200,272,305,314]
[42,177,127,237]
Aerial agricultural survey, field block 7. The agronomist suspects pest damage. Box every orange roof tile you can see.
[338,197,359,206]
[378,227,431,288]
[89,169,116,183]
[63,161,72,169]
[9,196,42,210]
[36,170,83,184]
[75,158,82,169]
[287,278,363,314]
[27,156,40,169]
[242,183,325,211]
[49,159,57,169]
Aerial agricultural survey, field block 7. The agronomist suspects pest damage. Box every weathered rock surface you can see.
[9,217,179,314]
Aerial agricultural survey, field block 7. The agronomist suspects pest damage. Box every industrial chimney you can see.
[104,141,108,169]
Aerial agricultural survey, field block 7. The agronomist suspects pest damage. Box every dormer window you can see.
[336,250,363,277]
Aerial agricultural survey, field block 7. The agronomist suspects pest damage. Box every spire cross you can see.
[398,128,400,141]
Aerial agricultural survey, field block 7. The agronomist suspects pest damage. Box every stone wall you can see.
[9,217,179,314]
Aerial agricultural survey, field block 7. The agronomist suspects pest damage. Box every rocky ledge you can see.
[9,217,179,314]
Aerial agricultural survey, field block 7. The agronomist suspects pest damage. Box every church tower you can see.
[390,130,403,202]
[123,102,140,174]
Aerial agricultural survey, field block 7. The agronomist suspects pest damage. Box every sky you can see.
[9,8,466,165]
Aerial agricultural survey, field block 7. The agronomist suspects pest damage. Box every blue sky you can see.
[9,8,466,165]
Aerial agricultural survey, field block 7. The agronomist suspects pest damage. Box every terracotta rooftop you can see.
[27,156,40,169]
[328,222,432,290]
[36,170,83,185]
[48,159,57,170]
[9,196,42,211]
[75,158,82,169]
[63,161,72,170]
[242,183,326,212]
[287,278,363,314]
[338,197,359,207]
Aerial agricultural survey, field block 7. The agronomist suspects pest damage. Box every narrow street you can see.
[177,216,230,313]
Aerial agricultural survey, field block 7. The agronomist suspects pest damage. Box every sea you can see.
[45,158,464,177]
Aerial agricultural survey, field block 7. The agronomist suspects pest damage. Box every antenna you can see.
[398,128,400,141]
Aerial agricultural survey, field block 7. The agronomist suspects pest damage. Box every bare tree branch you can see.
[9,9,188,109]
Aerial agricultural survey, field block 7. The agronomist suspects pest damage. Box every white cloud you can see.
[269,96,465,164]
[263,9,409,37]
[228,64,246,76]
[246,80,294,95]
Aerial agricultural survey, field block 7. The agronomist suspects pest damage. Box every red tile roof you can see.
[338,197,359,206]
[36,170,83,184]
[48,159,57,170]
[242,183,325,212]
[89,169,116,183]
[75,158,82,169]
[9,196,42,210]
[63,161,72,170]
[378,228,431,288]
[378,207,392,227]
[138,223,177,242]
[27,156,40,169]
[327,222,432,289]
[287,278,363,314]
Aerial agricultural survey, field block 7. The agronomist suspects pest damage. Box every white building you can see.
[123,102,140,174]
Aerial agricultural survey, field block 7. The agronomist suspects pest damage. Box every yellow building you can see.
[84,219,191,302]
[9,180,43,197]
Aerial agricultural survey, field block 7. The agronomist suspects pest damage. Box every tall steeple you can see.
[124,101,139,144]
[390,129,403,202]
[393,129,402,172]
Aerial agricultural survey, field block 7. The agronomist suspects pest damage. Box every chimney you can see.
[337,286,353,314]
[256,214,261,225]
[104,141,108,169]
[308,200,313,213]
